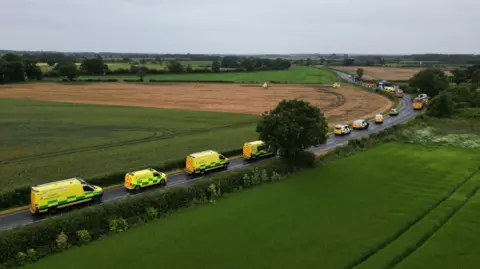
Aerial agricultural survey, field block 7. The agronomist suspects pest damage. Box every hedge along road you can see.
[0,72,421,231]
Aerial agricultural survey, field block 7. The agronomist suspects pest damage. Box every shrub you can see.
[145,207,158,219]
[15,252,26,266]
[26,248,37,262]
[56,232,69,250]
[291,151,316,168]
[109,218,129,233]
[76,230,92,245]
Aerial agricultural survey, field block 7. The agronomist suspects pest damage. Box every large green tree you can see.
[427,91,454,117]
[408,68,449,97]
[80,57,108,75]
[57,61,78,81]
[450,68,468,85]
[356,68,364,79]
[256,99,328,162]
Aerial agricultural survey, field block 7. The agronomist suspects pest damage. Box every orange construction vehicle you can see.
[412,97,425,110]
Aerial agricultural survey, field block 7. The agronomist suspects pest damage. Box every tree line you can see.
[0,53,292,83]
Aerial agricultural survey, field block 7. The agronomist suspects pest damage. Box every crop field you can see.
[47,66,338,84]
[0,81,391,126]
[335,66,452,81]
[0,98,259,189]
[22,142,480,269]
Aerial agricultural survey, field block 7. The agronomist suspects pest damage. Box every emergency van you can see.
[243,140,275,161]
[124,168,167,191]
[185,150,229,176]
[375,114,384,124]
[352,119,369,130]
[334,124,352,136]
[30,178,103,215]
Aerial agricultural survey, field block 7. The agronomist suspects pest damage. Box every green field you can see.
[37,61,212,72]
[49,66,338,84]
[22,142,480,269]
[0,98,259,189]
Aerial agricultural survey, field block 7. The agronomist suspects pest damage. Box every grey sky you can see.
[1,0,479,54]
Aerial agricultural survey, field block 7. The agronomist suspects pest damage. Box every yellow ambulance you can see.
[185,150,229,176]
[124,168,167,191]
[375,114,384,124]
[30,178,103,215]
[243,140,275,161]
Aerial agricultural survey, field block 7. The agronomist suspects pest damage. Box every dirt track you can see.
[0,82,391,127]
[336,66,452,81]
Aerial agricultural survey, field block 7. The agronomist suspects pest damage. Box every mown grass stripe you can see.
[346,168,480,269]
[384,169,480,269]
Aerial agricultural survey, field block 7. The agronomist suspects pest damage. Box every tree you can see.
[450,68,468,85]
[472,70,480,85]
[356,68,364,79]
[57,61,78,81]
[166,60,184,73]
[80,57,108,75]
[211,61,220,72]
[427,91,454,117]
[408,68,449,97]
[130,65,148,80]
[23,60,42,80]
[256,99,328,162]
[186,64,193,73]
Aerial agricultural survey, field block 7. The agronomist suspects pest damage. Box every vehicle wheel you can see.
[93,195,101,203]
[223,163,228,169]
[160,179,166,186]
[200,170,205,175]
[135,185,141,192]
[49,206,57,215]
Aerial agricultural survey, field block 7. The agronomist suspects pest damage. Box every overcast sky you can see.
[1,0,478,54]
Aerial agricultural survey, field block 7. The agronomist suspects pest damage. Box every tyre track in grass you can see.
[345,168,480,269]
[385,168,480,269]
[0,121,256,165]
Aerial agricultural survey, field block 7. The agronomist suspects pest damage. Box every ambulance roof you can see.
[245,140,265,146]
[32,177,85,192]
[127,168,156,177]
[354,119,364,124]
[189,150,218,158]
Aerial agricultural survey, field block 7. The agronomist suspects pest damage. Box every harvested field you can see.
[0,82,391,127]
[336,66,452,81]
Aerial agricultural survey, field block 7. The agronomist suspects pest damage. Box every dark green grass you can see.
[395,172,480,269]
[47,66,338,84]
[0,98,259,189]
[22,143,480,269]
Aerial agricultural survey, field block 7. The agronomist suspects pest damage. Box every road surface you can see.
[0,71,421,231]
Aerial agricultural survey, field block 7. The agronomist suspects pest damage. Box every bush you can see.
[26,249,37,262]
[291,151,316,168]
[109,218,128,232]
[76,230,91,245]
[56,232,69,250]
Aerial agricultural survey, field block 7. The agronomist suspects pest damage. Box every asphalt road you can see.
[0,71,421,231]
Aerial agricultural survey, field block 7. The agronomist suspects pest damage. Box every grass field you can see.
[49,66,338,84]
[22,142,480,269]
[0,98,259,189]
[37,61,212,72]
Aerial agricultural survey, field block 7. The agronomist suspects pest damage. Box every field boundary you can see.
[346,168,480,269]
